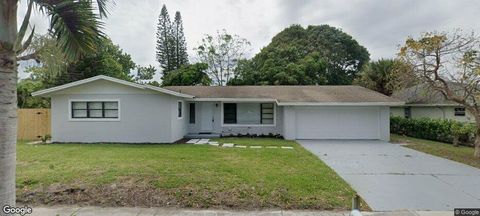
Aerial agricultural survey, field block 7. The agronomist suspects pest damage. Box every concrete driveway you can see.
[298,140,480,211]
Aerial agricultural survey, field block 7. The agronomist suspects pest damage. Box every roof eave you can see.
[276,102,405,106]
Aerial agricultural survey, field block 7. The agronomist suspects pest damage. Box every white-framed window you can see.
[222,102,276,126]
[69,99,120,121]
[177,101,183,118]
[454,107,466,116]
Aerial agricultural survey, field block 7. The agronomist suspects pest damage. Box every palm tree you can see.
[0,0,110,208]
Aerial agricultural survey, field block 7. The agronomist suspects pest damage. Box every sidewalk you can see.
[30,206,451,216]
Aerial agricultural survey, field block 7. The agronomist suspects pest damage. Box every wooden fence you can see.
[17,108,51,141]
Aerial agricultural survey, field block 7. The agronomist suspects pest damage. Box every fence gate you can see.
[17,108,51,141]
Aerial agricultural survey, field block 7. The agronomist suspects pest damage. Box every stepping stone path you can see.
[186,139,199,144]
[222,143,234,148]
[186,139,293,150]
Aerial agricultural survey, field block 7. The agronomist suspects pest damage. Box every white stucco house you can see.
[391,84,474,123]
[32,75,403,143]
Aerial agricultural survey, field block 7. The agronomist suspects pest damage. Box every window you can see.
[223,103,237,124]
[404,107,411,119]
[177,101,183,118]
[223,103,275,125]
[189,103,195,124]
[455,107,466,116]
[261,103,274,124]
[71,101,118,119]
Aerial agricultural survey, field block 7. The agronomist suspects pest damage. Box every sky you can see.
[18,0,480,79]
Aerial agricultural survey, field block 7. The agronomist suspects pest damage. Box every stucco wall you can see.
[50,80,185,143]
[390,106,475,123]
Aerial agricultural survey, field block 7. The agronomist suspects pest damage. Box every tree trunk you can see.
[0,0,18,209]
[453,136,459,147]
[475,131,480,158]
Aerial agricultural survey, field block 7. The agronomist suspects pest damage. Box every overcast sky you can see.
[18,0,480,79]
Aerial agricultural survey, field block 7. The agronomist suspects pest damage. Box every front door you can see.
[200,102,215,133]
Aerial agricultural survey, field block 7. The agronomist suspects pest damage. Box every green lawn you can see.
[17,138,357,209]
[391,134,480,169]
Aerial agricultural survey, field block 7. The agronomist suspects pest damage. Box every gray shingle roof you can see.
[164,85,402,103]
[391,83,464,105]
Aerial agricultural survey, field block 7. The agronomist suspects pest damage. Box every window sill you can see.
[69,118,120,122]
[222,124,276,127]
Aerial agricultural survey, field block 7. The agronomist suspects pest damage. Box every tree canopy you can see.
[398,31,480,157]
[353,58,415,96]
[230,25,370,85]
[161,63,211,86]
[195,29,251,86]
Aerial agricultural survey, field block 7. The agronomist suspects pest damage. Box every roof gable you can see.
[32,75,194,98]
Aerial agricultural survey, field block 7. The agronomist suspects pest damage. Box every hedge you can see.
[390,116,476,145]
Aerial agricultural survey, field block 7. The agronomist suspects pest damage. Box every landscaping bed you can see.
[16,138,357,210]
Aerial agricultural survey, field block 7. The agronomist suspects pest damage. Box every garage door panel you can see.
[295,107,380,139]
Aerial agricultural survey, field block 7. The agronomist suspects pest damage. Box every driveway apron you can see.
[298,140,480,211]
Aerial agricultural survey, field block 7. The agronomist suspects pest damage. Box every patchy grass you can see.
[16,138,358,210]
[391,134,480,169]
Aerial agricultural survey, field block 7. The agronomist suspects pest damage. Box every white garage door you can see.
[295,106,381,139]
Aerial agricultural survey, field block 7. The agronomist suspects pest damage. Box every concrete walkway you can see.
[29,206,452,216]
[298,140,480,211]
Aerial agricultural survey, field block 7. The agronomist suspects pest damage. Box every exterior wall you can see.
[390,107,404,117]
[186,101,283,136]
[282,106,296,140]
[379,107,390,141]
[390,106,475,123]
[50,80,185,143]
[283,106,390,141]
[170,100,188,142]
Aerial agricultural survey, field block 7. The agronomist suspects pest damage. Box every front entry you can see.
[200,102,215,133]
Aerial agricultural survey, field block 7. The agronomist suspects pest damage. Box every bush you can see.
[390,116,476,145]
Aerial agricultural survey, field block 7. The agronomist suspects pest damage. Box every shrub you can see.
[390,116,476,145]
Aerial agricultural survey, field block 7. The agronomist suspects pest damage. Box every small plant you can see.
[41,134,52,143]
[451,122,475,147]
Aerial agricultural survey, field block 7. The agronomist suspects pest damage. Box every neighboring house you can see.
[391,84,474,122]
[32,75,403,143]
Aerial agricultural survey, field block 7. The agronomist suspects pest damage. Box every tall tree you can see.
[398,31,480,158]
[172,11,188,68]
[195,29,251,85]
[231,25,369,85]
[156,5,175,76]
[0,0,109,208]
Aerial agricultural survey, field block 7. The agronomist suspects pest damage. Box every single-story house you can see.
[32,75,403,143]
[391,84,474,123]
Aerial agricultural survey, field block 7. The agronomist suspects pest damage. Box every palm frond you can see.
[87,0,113,18]
[15,0,34,52]
[33,0,106,60]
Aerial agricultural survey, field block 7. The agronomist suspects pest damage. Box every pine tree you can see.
[156,5,175,75]
[173,11,189,69]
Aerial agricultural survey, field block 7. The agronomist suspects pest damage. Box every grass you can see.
[16,138,357,209]
[391,134,480,169]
